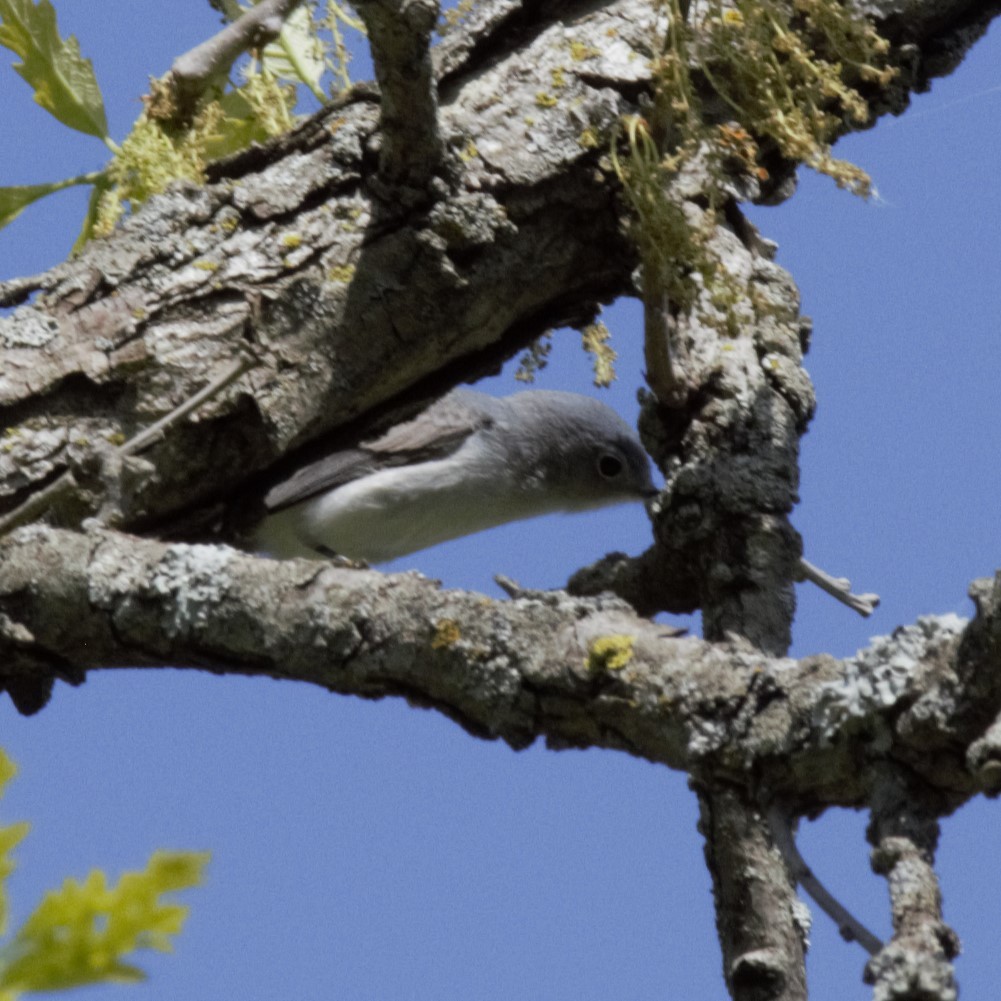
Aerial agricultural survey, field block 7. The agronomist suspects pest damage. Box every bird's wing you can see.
[364,389,492,455]
[263,448,382,510]
[263,391,494,512]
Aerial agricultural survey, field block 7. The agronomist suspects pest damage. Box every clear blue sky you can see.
[2,4,1000,999]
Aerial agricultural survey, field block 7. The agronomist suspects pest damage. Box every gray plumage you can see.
[254,388,657,563]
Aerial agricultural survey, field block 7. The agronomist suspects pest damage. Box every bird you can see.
[253,388,658,563]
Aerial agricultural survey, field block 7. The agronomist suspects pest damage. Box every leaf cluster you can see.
[612,0,898,331]
[692,0,896,195]
[0,0,366,246]
[0,749,207,999]
[514,323,618,387]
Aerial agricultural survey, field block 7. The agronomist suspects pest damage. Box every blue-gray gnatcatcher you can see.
[254,388,657,563]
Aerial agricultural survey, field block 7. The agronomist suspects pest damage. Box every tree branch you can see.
[161,0,307,124]
[865,769,960,1000]
[0,527,998,803]
[700,786,809,1001]
[0,1,999,997]
[355,0,443,187]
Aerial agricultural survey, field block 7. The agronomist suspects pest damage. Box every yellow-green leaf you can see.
[0,850,209,994]
[0,0,108,138]
[261,4,325,100]
[0,180,66,230]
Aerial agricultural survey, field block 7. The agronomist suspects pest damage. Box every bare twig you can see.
[0,471,78,539]
[797,557,880,617]
[121,349,259,456]
[161,0,307,123]
[767,806,883,957]
[643,286,691,409]
[354,0,443,186]
[0,351,257,539]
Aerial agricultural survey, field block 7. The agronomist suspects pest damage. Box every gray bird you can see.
[254,388,658,563]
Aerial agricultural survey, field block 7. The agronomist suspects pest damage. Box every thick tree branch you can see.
[0,0,993,575]
[1,526,999,805]
[700,787,808,1001]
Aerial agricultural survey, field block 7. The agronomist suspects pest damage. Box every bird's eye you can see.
[597,453,623,479]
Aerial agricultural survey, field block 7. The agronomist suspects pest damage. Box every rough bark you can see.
[2,525,999,811]
[1,0,1000,997]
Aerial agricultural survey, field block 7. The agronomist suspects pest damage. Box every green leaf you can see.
[261,4,325,99]
[0,0,108,138]
[0,180,66,230]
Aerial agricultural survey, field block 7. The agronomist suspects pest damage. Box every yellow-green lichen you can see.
[431,619,461,649]
[326,264,356,283]
[569,40,600,61]
[535,92,558,108]
[586,634,636,672]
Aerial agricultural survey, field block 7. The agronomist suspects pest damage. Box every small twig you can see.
[865,768,960,994]
[354,0,443,186]
[0,351,258,539]
[121,349,259,457]
[0,471,77,539]
[162,0,307,123]
[797,557,880,617]
[494,574,533,599]
[767,806,883,957]
[643,285,691,409]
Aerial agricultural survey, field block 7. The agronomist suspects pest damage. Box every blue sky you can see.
[1,4,1000,999]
